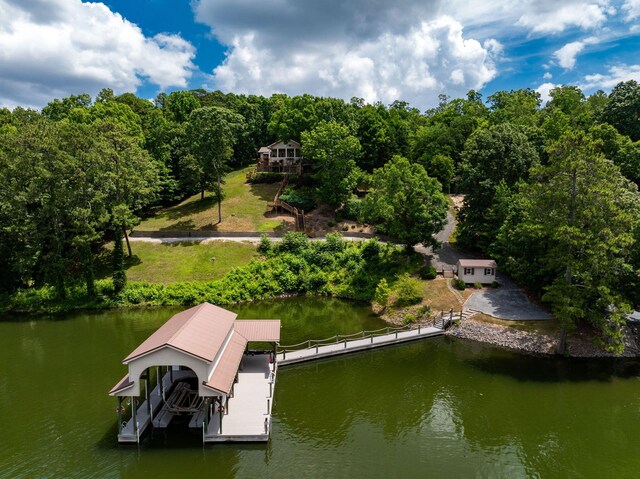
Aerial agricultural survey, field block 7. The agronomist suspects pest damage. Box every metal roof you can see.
[108,374,133,396]
[203,332,247,394]
[457,259,497,268]
[123,303,237,364]
[234,320,281,342]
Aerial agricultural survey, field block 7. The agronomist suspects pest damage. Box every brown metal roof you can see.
[203,332,247,394]
[108,374,133,396]
[458,259,497,268]
[123,303,237,364]
[233,320,281,342]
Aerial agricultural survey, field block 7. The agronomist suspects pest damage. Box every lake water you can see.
[1,297,639,478]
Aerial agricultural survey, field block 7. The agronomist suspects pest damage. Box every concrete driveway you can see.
[464,280,553,320]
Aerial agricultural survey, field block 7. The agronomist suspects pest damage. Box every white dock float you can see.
[277,325,444,366]
[204,354,276,442]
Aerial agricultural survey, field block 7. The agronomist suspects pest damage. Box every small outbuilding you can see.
[456,259,497,284]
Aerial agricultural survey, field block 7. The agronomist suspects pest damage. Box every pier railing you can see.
[277,323,426,357]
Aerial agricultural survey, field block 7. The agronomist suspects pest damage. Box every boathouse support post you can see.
[204,397,210,433]
[145,372,150,414]
[132,397,138,436]
[226,395,230,415]
[156,366,161,396]
[117,397,122,434]
[218,398,223,434]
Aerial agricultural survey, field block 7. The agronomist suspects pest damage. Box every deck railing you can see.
[278,323,429,358]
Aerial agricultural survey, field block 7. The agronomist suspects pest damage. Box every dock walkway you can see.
[277,323,447,366]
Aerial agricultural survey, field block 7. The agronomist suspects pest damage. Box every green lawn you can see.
[97,241,257,284]
[136,167,294,232]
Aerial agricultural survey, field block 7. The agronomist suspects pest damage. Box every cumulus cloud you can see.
[581,64,640,89]
[554,41,586,69]
[194,0,500,108]
[623,0,640,19]
[536,82,557,104]
[445,0,613,35]
[0,0,195,108]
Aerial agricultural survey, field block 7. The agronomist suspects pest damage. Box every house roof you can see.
[258,147,271,154]
[203,331,247,394]
[233,320,281,342]
[266,139,301,149]
[123,303,237,364]
[458,259,497,268]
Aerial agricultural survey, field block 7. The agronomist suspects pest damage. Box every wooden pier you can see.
[277,319,453,367]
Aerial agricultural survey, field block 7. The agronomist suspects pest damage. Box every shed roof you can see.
[233,320,281,342]
[123,303,237,364]
[458,259,497,268]
[203,331,247,394]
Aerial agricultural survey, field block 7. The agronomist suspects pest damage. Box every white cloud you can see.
[536,82,557,104]
[0,0,195,108]
[543,72,553,79]
[623,0,640,19]
[581,64,640,89]
[554,41,586,69]
[445,0,613,35]
[194,0,500,108]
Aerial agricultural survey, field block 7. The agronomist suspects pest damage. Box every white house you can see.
[457,259,497,284]
[257,140,303,173]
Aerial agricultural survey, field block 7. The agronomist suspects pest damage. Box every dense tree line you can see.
[1,81,640,353]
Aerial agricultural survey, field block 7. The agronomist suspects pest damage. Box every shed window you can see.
[464,267,474,275]
[484,268,494,275]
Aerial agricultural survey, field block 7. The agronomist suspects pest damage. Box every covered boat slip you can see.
[108,303,280,444]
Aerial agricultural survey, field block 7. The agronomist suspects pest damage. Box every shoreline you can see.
[444,316,639,359]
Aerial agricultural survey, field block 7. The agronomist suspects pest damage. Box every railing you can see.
[277,322,436,358]
[271,174,305,231]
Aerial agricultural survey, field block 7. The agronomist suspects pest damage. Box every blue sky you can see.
[0,0,639,109]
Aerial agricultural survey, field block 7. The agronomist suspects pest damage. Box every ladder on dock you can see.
[276,317,458,366]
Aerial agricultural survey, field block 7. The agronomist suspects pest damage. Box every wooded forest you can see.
[1,82,639,351]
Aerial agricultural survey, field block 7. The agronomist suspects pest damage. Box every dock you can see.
[277,322,448,366]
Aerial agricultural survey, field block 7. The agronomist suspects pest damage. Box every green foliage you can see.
[363,156,448,247]
[302,121,362,208]
[421,153,454,192]
[246,170,284,183]
[493,131,640,352]
[419,265,437,280]
[454,279,466,290]
[602,80,640,141]
[257,235,273,255]
[457,123,539,252]
[491,280,500,288]
[403,313,417,325]
[393,273,423,306]
[112,226,126,294]
[279,190,316,211]
[373,278,391,307]
[1,234,418,314]
[474,282,483,289]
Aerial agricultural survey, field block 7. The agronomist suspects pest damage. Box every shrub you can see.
[394,273,423,306]
[403,313,417,324]
[454,279,466,290]
[373,278,390,307]
[338,195,363,221]
[419,265,437,280]
[277,232,309,254]
[246,171,284,184]
[491,280,500,288]
[257,234,272,255]
[474,282,483,289]
[417,304,431,317]
[279,192,316,211]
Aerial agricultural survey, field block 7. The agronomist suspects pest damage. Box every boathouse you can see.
[108,303,280,443]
